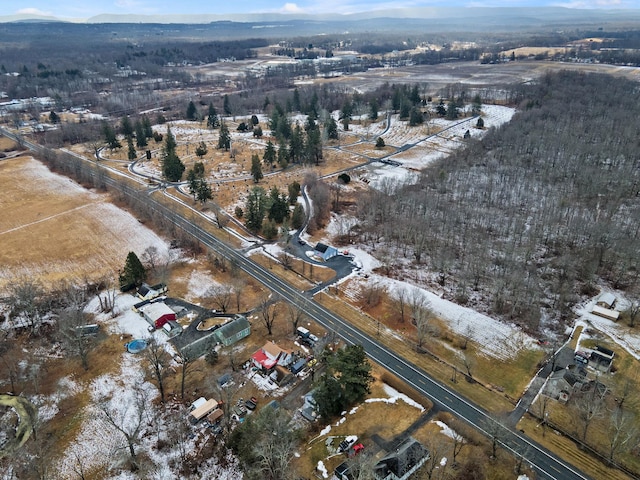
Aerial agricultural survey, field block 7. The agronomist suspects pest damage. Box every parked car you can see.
[339,435,358,453]
[245,397,258,411]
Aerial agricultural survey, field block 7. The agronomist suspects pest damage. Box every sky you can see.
[6,0,640,19]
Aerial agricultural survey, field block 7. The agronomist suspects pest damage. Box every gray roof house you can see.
[315,242,339,261]
[545,366,586,403]
[374,437,429,480]
[214,315,251,347]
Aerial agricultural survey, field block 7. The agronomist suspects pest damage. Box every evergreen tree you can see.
[186,100,197,121]
[409,84,421,105]
[207,103,219,129]
[436,99,446,116]
[48,110,60,124]
[277,140,289,168]
[142,115,153,138]
[288,181,301,205]
[121,116,133,137]
[306,127,322,165]
[409,107,424,126]
[196,179,212,205]
[400,101,411,120]
[253,125,263,138]
[325,116,338,140]
[292,88,301,112]
[268,186,289,223]
[369,99,379,121]
[119,251,146,288]
[161,127,185,181]
[375,137,385,148]
[218,122,231,150]
[263,140,276,167]
[103,122,121,150]
[245,187,267,233]
[446,101,459,120]
[223,94,232,116]
[291,203,305,229]
[195,141,207,158]
[314,344,372,418]
[135,121,147,148]
[471,94,483,116]
[127,136,137,161]
[289,124,305,164]
[339,101,353,130]
[251,154,263,183]
[262,219,278,240]
[476,117,485,129]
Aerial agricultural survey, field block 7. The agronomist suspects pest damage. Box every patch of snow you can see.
[316,460,329,478]
[382,384,425,411]
[440,457,447,466]
[433,420,464,441]
[335,417,346,426]
[319,425,332,436]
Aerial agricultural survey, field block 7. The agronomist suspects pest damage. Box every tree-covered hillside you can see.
[358,71,640,333]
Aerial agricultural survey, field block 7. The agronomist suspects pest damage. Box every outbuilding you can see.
[314,242,339,261]
[591,305,619,321]
[139,302,176,329]
[596,293,616,309]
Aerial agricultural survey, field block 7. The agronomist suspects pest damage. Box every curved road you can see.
[2,127,593,480]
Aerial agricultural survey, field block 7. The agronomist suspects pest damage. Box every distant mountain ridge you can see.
[2,7,640,25]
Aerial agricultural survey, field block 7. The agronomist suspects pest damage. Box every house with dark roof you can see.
[545,366,586,403]
[374,437,429,480]
[136,282,167,301]
[314,242,339,261]
[214,315,251,347]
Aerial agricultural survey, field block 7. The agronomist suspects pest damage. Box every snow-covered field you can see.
[356,105,515,189]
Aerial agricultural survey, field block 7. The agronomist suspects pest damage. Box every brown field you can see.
[0,155,169,291]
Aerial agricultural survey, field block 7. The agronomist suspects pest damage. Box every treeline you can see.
[356,71,640,333]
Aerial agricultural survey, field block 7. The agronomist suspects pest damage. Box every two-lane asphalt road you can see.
[157,198,591,480]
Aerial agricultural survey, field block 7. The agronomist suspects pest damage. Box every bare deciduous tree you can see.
[572,387,605,443]
[58,301,96,371]
[141,245,160,273]
[232,277,246,312]
[607,408,638,464]
[97,383,151,470]
[144,336,171,403]
[285,299,307,335]
[394,286,409,323]
[258,294,279,335]
[208,284,233,313]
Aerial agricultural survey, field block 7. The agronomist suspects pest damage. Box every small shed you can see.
[590,346,615,372]
[591,305,619,321]
[315,242,339,261]
[596,293,616,309]
[206,408,224,424]
[214,315,251,346]
[140,302,176,329]
[291,358,307,375]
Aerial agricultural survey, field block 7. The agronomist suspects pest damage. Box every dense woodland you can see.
[357,71,640,333]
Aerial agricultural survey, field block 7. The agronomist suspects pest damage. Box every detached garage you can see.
[140,302,177,329]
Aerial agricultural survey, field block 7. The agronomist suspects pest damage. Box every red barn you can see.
[139,302,176,329]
